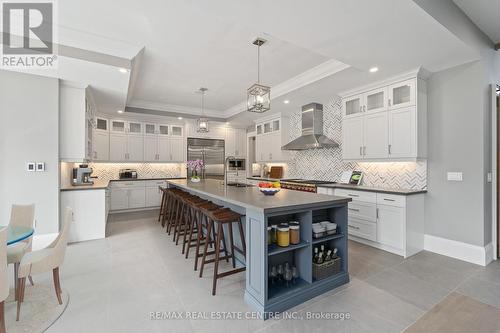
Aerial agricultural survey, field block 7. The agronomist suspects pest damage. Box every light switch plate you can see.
[447,172,463,181]
[36,162,45,172]
[26,162,36,172]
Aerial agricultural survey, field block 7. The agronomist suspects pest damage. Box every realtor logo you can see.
[1,0,57,68]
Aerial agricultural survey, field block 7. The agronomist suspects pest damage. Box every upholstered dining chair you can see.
[0,227,8,333]
[16,207,72,321]
[7,204,36,299]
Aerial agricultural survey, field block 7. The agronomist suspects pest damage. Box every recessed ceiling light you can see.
[117,110,124,114]
[369,67,379,73]
[177,117,183,120]
[118,68,128,73]
[283,100,290,104]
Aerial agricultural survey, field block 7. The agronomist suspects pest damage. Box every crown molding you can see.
[127,99,225,118]
[224,59,350,118]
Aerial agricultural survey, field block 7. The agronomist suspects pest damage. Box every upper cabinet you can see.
[341,72,426,161]
[92,117,185,163]
[225,127,247,158]
[60,83,96,162]
[255,115,289,163]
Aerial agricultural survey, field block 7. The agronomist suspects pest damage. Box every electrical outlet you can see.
[447,172,463,181]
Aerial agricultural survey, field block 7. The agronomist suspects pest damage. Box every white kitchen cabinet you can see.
[61,189,107,243]
[111,120,126,133]
[225,128,246,157]
[145,180,166,207]
[343,94,364,117]
[388,107,415,158]
[254,114,289,163]
[171,125,183,137]
[110,188,128,211]
[340,72,426,161]
[364,87,388,113]
[144,136,159,161]
[128,187,146,209]
[169,137,184,162]
[128,122,143,135]
[127,135,144,161]
[342,117,364,160]
[363,112,388,159]
[92,130,109,161]
[319,187,424,258]
[95,117,108,131]
[109,133,127,161]
[388,79,416,110]
[376,204,405,250]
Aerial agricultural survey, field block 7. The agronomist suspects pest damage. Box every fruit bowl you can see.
[259,187,280,196]
[258,181,281,195]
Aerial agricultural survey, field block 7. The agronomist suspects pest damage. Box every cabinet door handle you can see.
[348,194,359,197]
[363,146,366,156]
[359,146,363,156]
[363,105,366,112]
[383,198,396,202]
[388,144,392,155]
[348,208,360,212]
[388,98,392,106]
[376,208,379,219]
[348,225,360,230]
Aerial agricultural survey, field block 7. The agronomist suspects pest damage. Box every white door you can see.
[158,137,171,161]
[128,188,146,209]
[110,188,128,210]
[343,94,365,117]
[364,87,388,114]
[169,137,184,162]
[388,107,415,158]
[127,135,144,161]
[342,117,364,160]
[377,205,404,250]
[144,136,158,161]
[388,79,416,110]
[93,130,109,161]
[363,112,388,159]
[109,133,127,161]
[145,187,162,207]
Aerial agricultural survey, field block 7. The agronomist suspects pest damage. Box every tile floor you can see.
[27,210,500,333]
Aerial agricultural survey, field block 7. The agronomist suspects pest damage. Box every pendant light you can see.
[197,87,209,133]
[247,38,271,113]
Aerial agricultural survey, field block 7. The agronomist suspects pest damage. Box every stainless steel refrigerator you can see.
[186,138,225,180]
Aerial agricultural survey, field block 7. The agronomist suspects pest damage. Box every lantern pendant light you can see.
[196,87,209,133]
[247,38,271,113]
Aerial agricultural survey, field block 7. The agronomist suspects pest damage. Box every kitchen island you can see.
[167,179,351,316]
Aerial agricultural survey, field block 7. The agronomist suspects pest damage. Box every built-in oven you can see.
[228,158,246,171]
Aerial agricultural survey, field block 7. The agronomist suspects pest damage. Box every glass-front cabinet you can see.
[128,122,143,134]
[364,87,387,113]
[343,94,364,117]
[111,120,126,133]
[158,124,169,136]
[388,79,416,109]
[171,125,183,137]
[96,117,108,131]
[145,123,157,136]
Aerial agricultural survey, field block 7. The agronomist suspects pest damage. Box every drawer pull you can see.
[348,208,360,212]
[348,194,359,197]
[348,225,360,230]
[383,198,395,202]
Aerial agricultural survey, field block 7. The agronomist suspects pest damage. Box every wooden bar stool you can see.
[199,208,246,295]
[180,197,210,254]
[165,188,186,233]
[158,186,167,223]
[174,194,204,244]
[168,190,191,238]
[189,202,222,265]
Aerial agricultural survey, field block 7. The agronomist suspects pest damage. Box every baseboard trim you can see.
[424,234,492,266]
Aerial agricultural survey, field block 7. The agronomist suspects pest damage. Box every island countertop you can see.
[167,179,351,213]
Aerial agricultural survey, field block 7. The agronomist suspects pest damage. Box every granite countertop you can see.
[317,183,427,195]
[60,177,186,191]
[167,179,351,213]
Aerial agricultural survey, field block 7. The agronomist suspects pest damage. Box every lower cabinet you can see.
[110,180,166,211]
[317,187,424,258]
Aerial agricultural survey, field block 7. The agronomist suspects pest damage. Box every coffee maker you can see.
[72,164,94,185]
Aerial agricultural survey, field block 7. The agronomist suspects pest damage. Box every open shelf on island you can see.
[312,233,344,244]
[268,241,309,256]
[268,278,309,301]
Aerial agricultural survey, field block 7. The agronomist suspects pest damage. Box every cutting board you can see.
[269,166,283,179]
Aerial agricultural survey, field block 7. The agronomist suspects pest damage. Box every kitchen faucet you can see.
[223,156,235,187]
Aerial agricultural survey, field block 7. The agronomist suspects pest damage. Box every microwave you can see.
[228,159,246,170]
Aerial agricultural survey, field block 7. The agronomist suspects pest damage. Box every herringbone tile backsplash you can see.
[286,98,427,190]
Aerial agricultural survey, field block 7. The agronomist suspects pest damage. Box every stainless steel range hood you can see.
[282,103,339,150]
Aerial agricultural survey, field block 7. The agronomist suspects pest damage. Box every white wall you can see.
[0,70,59,235]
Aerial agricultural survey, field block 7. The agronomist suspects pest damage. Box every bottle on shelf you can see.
[317,252,324,264]
[313,247,319,264]
[325,249,332,262]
